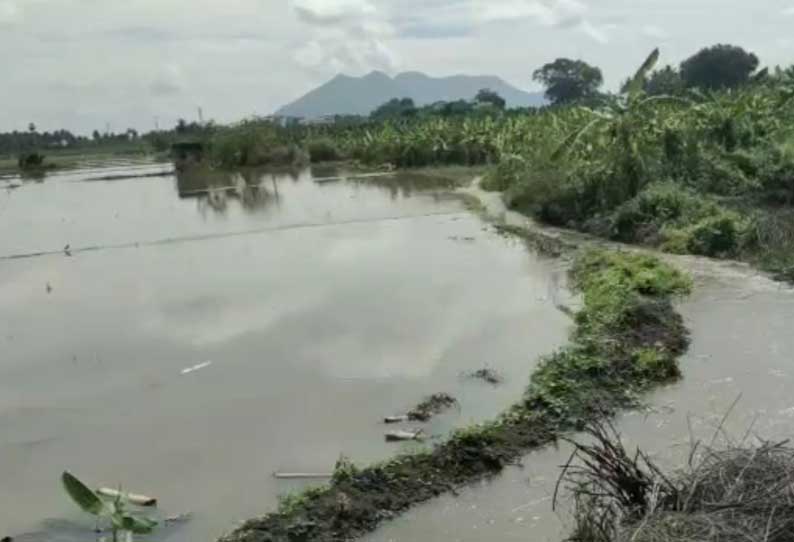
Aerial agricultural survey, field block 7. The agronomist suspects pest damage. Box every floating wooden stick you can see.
[385,429,425,442]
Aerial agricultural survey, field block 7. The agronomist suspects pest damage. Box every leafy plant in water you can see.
[61,471,157,542]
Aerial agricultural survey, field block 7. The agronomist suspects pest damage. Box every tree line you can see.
[368,88,508,121]
[3,42,782,156]
[534,43,765,104]
[0,117,216,156]
[369,43,775,120]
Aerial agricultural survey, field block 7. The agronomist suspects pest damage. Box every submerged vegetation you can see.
[220,249,691,542]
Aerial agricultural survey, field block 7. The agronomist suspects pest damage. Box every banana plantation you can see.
[204,51,794,282]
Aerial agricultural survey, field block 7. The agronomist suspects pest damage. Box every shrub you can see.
[632,347,677,381]
[18,151,46,169]
[659,227,692,254]
[504,164,585,226]
[755,142,794,204]
[694,150,761,196]
[481,154,526,191]
[738,209,794,281]
[207,121,310,168]
[306,138,341,163]
[686,212,744,256]
[608,182,720,243]
[662,210,747,257]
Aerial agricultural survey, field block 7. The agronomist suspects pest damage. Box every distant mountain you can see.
[276,71,546,118]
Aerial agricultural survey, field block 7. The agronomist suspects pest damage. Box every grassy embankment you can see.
[220,249,691,542]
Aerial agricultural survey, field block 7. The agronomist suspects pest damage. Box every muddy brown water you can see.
[0,163,572,541]
[363,260,794,541]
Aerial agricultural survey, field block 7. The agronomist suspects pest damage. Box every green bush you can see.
[18,151,46,169]
[687,213,744,256]
[662,210,747,257]
[481,154,526,191]
[504,164,587,226]
[210,124,308,168]
[609,182,720,243]
[754,142,794,204]
[632,347,677,381]
[659,228,692,254]
[307,138,341,163]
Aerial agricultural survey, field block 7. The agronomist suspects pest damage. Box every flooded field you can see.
[363,266,794,542]
[0,163,571,541]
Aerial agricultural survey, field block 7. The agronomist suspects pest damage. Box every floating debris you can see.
[385,429,425,442]
[467,368,504,385]
[165,515,189,524]
[181,361,212,375]
[406,393,458,422]
[384,393,458,424]
[96,487,157,507]
[45,282,52,294]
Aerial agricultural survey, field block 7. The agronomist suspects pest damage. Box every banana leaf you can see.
[62,471,112,517]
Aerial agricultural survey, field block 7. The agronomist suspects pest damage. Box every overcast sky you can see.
[2,0,794,134]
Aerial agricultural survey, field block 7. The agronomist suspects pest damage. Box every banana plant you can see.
[544,49,691,210]
[62,471,157,542]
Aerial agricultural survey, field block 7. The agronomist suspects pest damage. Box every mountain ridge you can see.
[276,71,545,118]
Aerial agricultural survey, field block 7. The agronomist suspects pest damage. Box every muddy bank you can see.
[221,250,692,542]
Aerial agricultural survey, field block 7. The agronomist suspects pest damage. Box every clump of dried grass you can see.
[558,421,794,542]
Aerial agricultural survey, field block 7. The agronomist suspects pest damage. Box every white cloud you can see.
[150,64,187,97]
[477,0,585,25]
[294,35,397,74]
[642,24,669,39]
[474,0,608,43]
[579,19,608,44]
[292,0,376,23]
[478,0,556,24]
[290,0,399,76]
[2,0,793,133]
[0,0,20,25]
